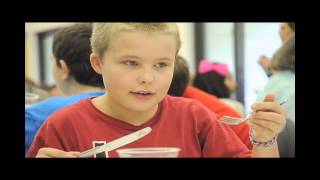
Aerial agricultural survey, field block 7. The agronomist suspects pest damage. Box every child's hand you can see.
[36,147,80,158]
[248,94,286,143]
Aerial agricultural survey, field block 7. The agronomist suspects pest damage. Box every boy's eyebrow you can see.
[119,55,140,60]
[156,57,174,62]
[120,55,173,61]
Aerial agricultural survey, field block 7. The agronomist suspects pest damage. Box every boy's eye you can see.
[124,60,138,66]
[154,62,168,68]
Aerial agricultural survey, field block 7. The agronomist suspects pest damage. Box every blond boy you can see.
[28,23,285,158]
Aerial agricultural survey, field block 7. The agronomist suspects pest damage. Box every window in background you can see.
[243,23,282,113]
[25,34,30,78]
[204,23,235,76]
[38,31,55,86]
[177,23,196,75]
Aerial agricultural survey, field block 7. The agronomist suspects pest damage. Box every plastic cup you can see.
[25,92,39,107]
[116,147,180,158]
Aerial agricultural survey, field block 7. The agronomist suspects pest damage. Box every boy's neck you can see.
[93,95,158,126]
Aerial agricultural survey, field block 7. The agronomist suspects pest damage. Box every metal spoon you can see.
[219,101,287,126]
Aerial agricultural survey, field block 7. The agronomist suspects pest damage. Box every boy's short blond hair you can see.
[91,23,181,59]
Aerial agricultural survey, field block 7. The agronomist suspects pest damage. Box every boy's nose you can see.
[138,72,154,84]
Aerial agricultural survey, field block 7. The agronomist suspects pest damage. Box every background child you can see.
[25,23,104,154]
[193,60,244,116]
[28,23,286,158]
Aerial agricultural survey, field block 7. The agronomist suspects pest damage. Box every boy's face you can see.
[99,31,176,112]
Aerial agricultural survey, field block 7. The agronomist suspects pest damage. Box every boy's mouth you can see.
[130,90,155,95]
[130,90,155,100]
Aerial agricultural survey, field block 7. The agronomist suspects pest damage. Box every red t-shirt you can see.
[183,86,252,150]
[27,95,251,158]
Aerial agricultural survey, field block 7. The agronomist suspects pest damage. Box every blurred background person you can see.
[25,23,105,154]
[258,22,295,77]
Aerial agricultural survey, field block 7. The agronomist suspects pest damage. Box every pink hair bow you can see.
[198,60,229,76]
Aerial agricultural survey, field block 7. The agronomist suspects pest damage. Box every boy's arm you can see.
[35,148,80,158]
[185,87,252,150]
[27,114,76,158]
[252,143,279,158]
[248,94,286,158]
[27,123,80,158]
[200,119,252,158]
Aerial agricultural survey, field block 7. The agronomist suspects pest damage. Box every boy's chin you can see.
[127,102,159,112]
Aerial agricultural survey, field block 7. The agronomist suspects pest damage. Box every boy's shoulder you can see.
[51,97,92,115]
[184,86,219,100]
[163,95,219,127]
[44,98,93,126]
[164,95,211,113]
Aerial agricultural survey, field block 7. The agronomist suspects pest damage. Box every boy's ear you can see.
[59,60,70,80]
[90,53,103,75]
